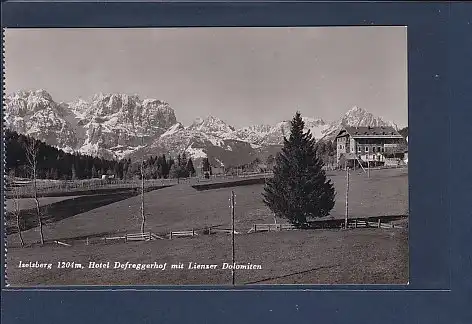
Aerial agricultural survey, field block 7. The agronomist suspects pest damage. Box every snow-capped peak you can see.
[346,105,362,113]
[161,122,185,137]
[339,105,395,128]
[191,117,204,126]
[9,89,54,101]
[319,105,399,141]
[187,115,236,133]
[301,117,326,127]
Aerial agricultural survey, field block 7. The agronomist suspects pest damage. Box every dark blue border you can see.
[2,1,471,323]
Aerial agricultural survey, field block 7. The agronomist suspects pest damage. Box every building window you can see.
[372,147,376,153]
[357,146,361,153]
[365,147,369,153]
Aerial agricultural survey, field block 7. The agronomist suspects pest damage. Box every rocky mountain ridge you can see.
[4,90,400,166]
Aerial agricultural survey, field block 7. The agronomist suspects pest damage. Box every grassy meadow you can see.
[5,167,409,286]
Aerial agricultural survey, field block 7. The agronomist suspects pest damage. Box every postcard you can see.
[3,27,408,286]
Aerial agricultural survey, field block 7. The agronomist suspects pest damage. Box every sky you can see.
[4,27,407,128]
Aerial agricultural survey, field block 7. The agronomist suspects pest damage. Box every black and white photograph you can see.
[3,27,409,286]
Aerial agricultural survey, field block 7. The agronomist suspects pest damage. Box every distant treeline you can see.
[5,129,339,180]
[5,130,197,180]
[315,140,337,165]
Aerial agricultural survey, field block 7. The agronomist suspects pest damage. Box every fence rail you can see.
[5,178,177,198]
[125,232,165,242]
[126,232,152,242]
[248,223,297,233]
[54,240,71,247]
[168,229,197,239]
[102,235,126,241]
[345,220,403,229]
[35,218,405,248]
[210,228,241,234]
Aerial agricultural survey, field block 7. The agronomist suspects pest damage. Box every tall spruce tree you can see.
[186,158,196,177]
[161,154,168,178]
[202,158,211,172]
[169,163,179,180]
[262,112,335,227]
[71,164,77,180]
[180,152,190,178]
[181,152,188,168]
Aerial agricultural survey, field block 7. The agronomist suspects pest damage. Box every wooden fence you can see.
[248,223,297,233]
[125,232,165,242]
[210,228,240,235]
[60,218,405,247]
[168,229,197,239]
[345,219,404,229]
[54,240,71,247]
[6,178,177,197]
[102,235,126,242]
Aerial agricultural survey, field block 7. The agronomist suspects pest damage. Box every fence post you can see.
[344,167,350,230]
[378,219,381,228]
[192,228,195,236]
[355,219,357,228]
[230,190,235,286]
[169,231,173,239]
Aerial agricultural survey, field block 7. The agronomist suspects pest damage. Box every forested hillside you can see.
[5,130,195,180]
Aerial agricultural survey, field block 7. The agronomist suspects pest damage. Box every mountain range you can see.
[4,90,400,167]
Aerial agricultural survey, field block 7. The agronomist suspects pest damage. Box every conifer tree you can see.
[262,112,335,227]
[177,154,182,168]
[169,162,179,180]
[71,164,77,180]
[122,159,129,180]
[266,154,275,168]
[181,152,188,168]
[180,152,190,178]
[202,158,211,173]
[186,158,196,177]
[114,161,122,179]
[161,154,168,178]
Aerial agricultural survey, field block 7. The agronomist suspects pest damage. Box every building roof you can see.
[336,126,403,139]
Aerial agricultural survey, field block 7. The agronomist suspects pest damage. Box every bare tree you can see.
[140,158,146,234]
[24,137,44,245]
[11,184,25,247]
[140,138,146,234]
